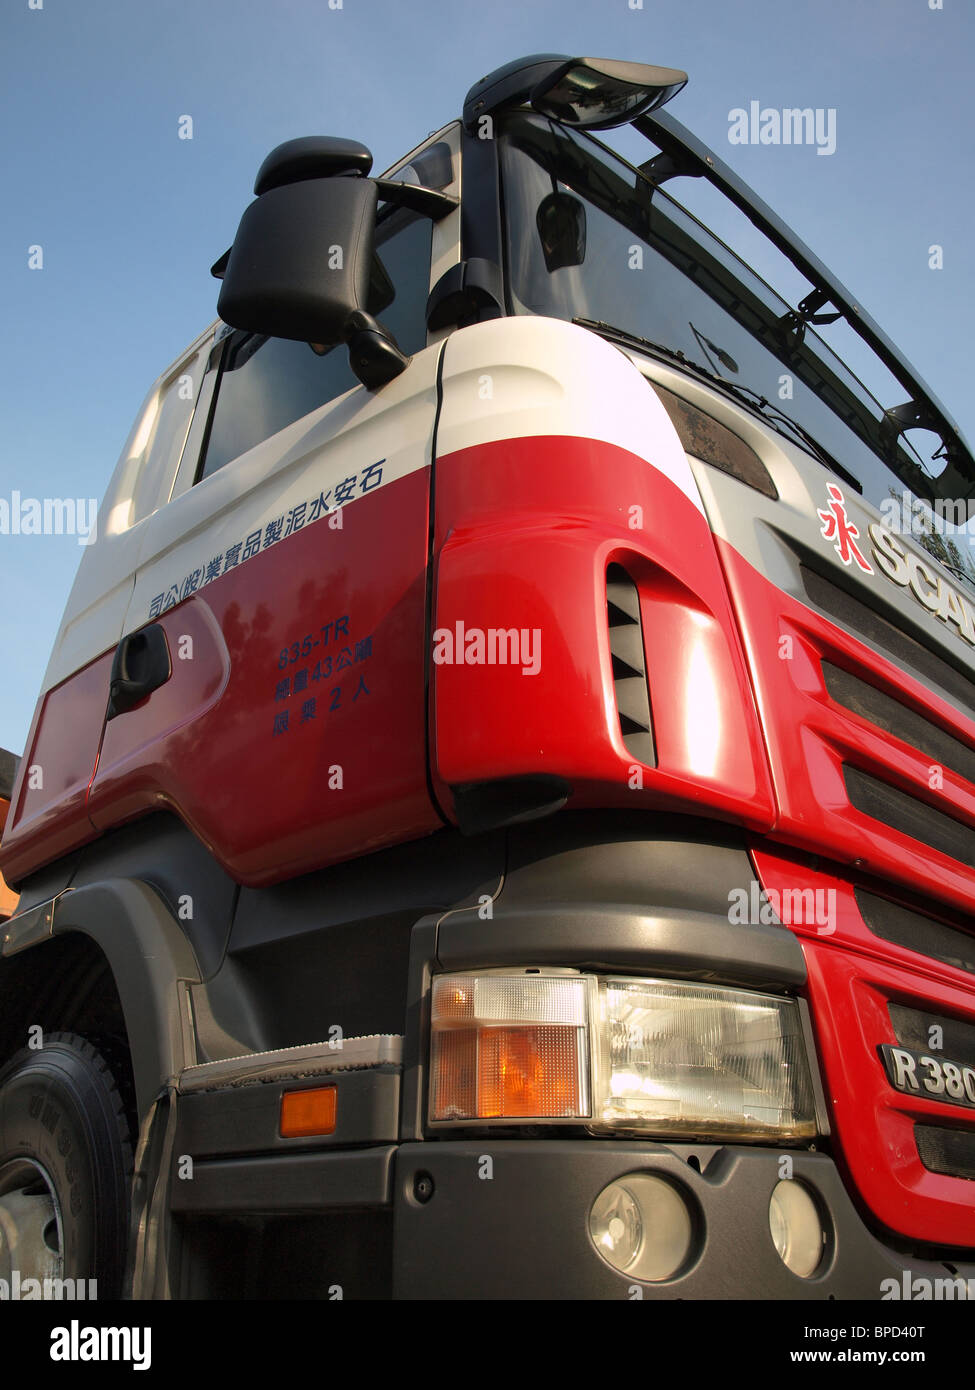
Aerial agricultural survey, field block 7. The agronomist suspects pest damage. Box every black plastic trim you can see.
[889,1002,975,1061]
[170,1145,395,1214]
[435,902,804,989]
[49,879,200,1120]
[800,563,975,720]
[460,125,503,273]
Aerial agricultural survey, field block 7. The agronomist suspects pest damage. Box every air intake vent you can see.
[800,564,975,720]
[823,662,975,785]
[606,565,655,766]
[915,1126,975,1182]
[857,889,975,977]
[888,1003,975,1060]
[843,764,975,869]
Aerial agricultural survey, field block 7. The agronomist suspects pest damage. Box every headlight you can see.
[429,970,816,1141]
[593,977,816,1141]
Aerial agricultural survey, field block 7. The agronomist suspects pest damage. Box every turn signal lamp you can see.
[279,1085,337,1138]
[429,974,590,1121]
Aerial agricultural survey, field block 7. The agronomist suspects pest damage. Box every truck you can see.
[1,52,974,1301]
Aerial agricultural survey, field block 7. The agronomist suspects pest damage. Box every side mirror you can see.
[535,191,587,271]
[216,137,409,388]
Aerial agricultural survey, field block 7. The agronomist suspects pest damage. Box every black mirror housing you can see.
[217,175,378,346]
[536,191,587,271]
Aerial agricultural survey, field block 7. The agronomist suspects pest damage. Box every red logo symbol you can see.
[817,484,873,573]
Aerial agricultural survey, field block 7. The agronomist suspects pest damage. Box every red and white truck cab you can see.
[2,54,975,1300]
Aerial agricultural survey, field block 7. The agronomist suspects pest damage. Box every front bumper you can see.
[393,1140,975,1299]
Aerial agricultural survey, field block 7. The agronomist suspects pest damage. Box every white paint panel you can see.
[124,341,443,632]
[436,317,705,514]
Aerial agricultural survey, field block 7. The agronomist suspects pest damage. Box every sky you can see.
[0,0,971,754]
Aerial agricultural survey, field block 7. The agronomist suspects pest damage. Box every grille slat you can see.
[857,889,975,977]
[889,1002,975,1058]
[824,662,975,786]
[844,765,975,869]
[800,564,975,722]
[915,1126,975,1182]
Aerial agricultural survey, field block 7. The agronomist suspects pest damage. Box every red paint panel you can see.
[431,436,775,827]
[752,846,975,1245]
[0,651,112,885]
[719,538,975,916]
[805,942,975,1248]
[88,470,439,886]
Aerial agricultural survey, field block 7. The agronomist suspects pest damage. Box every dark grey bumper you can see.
[392,1140,975,1299]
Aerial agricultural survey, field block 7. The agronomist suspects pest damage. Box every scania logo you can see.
[817,484,975,648]
[868,520,975,648]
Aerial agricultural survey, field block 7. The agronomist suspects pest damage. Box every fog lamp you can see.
[589,1173,693,1281]
[769,1179,825,1277]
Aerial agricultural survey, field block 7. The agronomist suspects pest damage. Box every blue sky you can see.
[0,0,971,753]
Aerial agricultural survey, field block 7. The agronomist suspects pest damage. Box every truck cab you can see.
[2,54,974,1300]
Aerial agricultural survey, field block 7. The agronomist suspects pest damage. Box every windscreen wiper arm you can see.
[573,318,862,493]
[717,383,862,494]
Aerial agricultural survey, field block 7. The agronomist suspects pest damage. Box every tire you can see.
[0,1031,132,1299]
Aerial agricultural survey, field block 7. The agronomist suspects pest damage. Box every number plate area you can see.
[880,1045,975,1111]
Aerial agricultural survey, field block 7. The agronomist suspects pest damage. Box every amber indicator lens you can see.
[430,973,589,1121]
[280,1085,338,1138]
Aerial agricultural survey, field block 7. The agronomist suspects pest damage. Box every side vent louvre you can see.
[606,564,655,767]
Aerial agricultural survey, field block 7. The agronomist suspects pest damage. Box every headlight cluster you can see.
[429,970,816,1141]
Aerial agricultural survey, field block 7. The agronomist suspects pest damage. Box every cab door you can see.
[88,130,461,886]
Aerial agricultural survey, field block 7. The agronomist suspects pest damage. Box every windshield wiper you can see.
[573,317,863,493]
[716,383,863,494]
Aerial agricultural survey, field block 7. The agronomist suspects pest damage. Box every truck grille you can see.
[915,1126,975,1182]
[843,764,975,870]
[856,888,975,977]
[823,662,975,784]
[745,552,975,912]
[732,535,975,1246]
[888,1001,975,1058]
[800,563,975,720]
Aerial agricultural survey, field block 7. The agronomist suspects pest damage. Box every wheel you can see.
[0,1031,132,1299]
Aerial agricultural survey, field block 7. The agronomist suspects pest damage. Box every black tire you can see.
[0,1031,132,1298]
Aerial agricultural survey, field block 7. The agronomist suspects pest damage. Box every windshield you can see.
[499,112,975,585]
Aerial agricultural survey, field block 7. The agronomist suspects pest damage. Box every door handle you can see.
[107,624,172,719]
